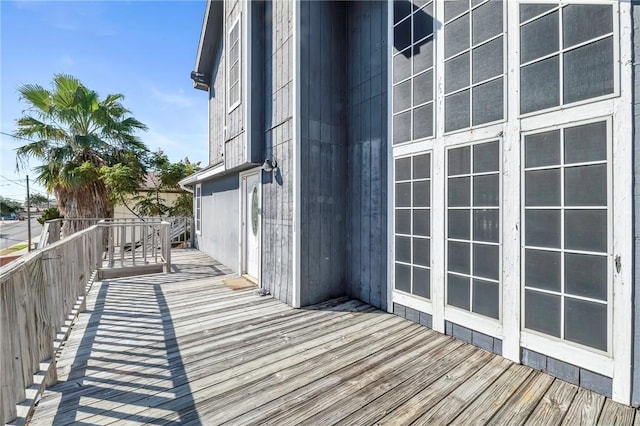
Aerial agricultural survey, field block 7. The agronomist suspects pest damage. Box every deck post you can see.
[162,221,171,273]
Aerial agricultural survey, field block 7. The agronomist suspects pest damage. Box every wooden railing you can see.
[39,217,190,249]
[38,218,103,249]
[99,219,172,279]
[0,219,173,424]
[0,226,102,424]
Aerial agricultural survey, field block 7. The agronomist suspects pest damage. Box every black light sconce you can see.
[190,71,210,91]
[262,158,278,174]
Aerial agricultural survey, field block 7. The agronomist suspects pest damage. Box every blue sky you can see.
[0,0,208,203]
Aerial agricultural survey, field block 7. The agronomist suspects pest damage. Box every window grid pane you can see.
[228,20,241,109]
[519,3,614,115]
[392,2,435,144]
[444,1,504,132]
[447,141,501,320]
[523,121,609,352]
[394,152,432,300]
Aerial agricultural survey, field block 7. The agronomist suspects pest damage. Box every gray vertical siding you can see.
[261,0,295,304]
[345,1,389,311]
[298,1,348,307]
[249,0,265,165]
[632,0,640,408]
[207,0,251,169]
[208,19,225,166]
[196,175,240,272]
[224,0,247,170]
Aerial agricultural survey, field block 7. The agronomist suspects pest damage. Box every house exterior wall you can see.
[345,0,389,311]
[632,0,640,408]
[298,1,347,306]
[195,175,239,272]
[207,0,263,170]
[113,192,182,219]
[260,0,295,304]
[196,0,266,280]
[192,0,638,404]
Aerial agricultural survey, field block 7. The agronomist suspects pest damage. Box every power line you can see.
[0,175,28,189]
[0,176,49,196]
[0,131,39,143]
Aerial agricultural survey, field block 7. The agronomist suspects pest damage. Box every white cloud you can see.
[144,127,208,163]
[60,55,74,67]
[148,86,194,109]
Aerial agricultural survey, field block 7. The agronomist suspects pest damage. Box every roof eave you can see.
[191,0,222,91]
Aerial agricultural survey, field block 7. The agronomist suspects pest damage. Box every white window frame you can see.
[444,139,503,333]
[520,117,612,355]
[442,0,508,134]
[387,0,633,404]
[195,183,202,235]
[391,0,436,146]
[514,2,631,404]
[392,151,433,302]
[227,15,241,113]
[518,1,620,118]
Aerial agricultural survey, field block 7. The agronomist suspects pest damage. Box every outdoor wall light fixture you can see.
[262,158,278,174]
[190,71,210,91]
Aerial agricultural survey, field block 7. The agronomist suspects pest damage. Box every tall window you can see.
[228,17,241,111]
[195,184,202,234]
[443,0,505,132]
[523,121,609,352]
[392,1,435,144]
[446,141,501,320]
[394,153,432,299]
[520,3,614,114]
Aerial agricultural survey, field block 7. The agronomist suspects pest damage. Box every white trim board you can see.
[292,0,301,308]
[386,0,394,314]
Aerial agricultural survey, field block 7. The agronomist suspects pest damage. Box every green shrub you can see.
[38,207,63,225]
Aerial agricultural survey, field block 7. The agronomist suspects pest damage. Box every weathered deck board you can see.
[598,398,637,425]
[487,371,555,425]
[28,249,640,425]
[560,387,606,426]
[519,376,578,425]
[413,356,513,425]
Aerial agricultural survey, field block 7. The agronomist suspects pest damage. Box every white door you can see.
[243,172,260,279]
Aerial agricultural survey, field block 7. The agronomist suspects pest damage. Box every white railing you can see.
[99,219,172,278]
[0,218,174,424]
[39,217,191,249]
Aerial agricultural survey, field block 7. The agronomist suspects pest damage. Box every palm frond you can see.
[15,139,50,160]
[52,74,82,108]
[32,164,59,192]
[17,84,52,113]
[14,116,66,142]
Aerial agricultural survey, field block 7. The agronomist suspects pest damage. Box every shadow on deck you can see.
[29,249,639,425]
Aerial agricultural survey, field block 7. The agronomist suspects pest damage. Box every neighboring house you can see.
[113,172,182,219]
[181,0,640,406]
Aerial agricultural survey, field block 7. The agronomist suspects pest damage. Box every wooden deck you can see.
[28,249,639,425]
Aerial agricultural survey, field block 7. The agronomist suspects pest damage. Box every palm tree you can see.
[14,74,148,236]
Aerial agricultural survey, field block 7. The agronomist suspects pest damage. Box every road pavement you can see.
[0,217,41,250]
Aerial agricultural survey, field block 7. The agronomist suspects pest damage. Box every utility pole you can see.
[26,175,32,252]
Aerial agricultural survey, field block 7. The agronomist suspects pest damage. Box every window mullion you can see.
[560,129,566,341]
[558,5,564,106]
